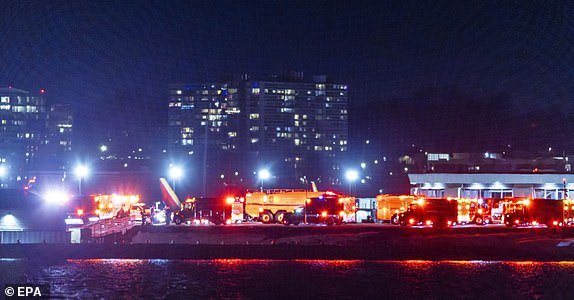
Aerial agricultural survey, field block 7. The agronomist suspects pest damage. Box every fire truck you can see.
[66,194,141,225]
[282,192,348,225]
[466,198,503,225]
[376,194,417,224]
[398,198,458,227]
[172,197,227,225]
[564,199,574,226]
[244,188,325,224]
[503,198,564,228]
[244,187,354,224]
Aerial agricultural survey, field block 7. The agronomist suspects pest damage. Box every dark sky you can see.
[2,0,573,154]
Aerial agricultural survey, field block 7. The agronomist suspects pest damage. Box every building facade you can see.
[409,173,574,200]
[168,75,349,195]
[0,87,73,188]
[408,152,574,200]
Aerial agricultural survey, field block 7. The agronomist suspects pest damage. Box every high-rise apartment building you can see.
[0,87,73,186]
[168,75,348,194]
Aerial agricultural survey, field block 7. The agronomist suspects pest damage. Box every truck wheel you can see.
[283,218,291,226]
[260,212,273,224]
[275,211,285,223]
[399,220,407,226]
[325,217,334,226]
[174,216,183,225]
[391,214,399,225]
[474,217,484,225]
[505,222,513,228]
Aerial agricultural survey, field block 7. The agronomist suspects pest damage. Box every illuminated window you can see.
[1,97,9,103]
[228,132,237,138]
[251,138,259,143]
[12,106,25,113]
[249,126,259,131]
[252,88,260,94]
[176,90,182,95]
[249,113,259,119]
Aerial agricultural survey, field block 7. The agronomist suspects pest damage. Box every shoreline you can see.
[1,240,573,261]
[2,226,574,261]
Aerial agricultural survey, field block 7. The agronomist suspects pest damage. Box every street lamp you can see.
[75,165,89,196]
[259,169,271,192]
[169,165,183,193]
[345,169,359,195]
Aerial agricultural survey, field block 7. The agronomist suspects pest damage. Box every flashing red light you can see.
[40,89,46,94]
[23,186,29,190]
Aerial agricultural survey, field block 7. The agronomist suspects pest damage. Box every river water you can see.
[1,259,574,299]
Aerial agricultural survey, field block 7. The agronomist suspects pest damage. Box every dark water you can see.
[1,259,574,299]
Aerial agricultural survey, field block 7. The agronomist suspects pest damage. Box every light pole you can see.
[345,169,359,195]
[75,165,89,196]
[169,165,183,194]
[259,169,270,192]
[0,165,6,188]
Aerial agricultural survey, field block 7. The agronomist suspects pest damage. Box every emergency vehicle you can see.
[564,199,574,226]
[376,194,418,224]
[244,185,324,224]
[282,192,349,225]
[172,197,227,225]
[503,198,563,228]
[66,194,141,225]
[398,197,458,227]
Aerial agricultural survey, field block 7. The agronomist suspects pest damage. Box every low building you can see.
[409,173,574,199]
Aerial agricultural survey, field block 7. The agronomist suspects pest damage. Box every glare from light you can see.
[43,190,70,204]
[0,165,6,177]
[0,214,21,230]
[259,169,271,180]
[169,166,183,180]
[75,165,89,179]
[345,170,359,182]
[100,145,108,152]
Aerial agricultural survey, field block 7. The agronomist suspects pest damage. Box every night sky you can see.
[2,0,573,156]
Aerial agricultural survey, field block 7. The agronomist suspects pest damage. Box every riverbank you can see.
[2,226,574,261]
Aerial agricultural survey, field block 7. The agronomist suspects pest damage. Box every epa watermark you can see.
[4,284,50,298]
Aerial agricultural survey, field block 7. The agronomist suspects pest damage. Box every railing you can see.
[84,216,138,239]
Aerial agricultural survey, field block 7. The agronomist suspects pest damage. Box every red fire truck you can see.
[398,198,458,227]
[503,198,563,228]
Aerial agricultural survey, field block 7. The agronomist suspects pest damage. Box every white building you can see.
[409,173,574,200]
